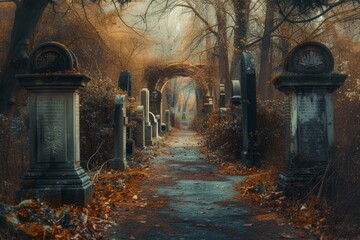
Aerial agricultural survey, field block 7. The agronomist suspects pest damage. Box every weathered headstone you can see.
[140,88,152,146]
[149,112,158,138]
[16,41,92,206]
[135,105,145,148]
[273,41,347,195]
[118,70,132,97]
[113,95,128,170]
[240,52,260,167]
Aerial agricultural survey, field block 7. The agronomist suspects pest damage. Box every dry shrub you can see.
[0,114,29,204]
[196,97,286,168]
[79,78,117,170]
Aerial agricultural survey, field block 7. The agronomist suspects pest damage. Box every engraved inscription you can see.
[37,96,66,162]
[74,93,80,162]
[298,95,327,163]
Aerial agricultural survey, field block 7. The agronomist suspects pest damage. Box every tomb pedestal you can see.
[17,74,92,206]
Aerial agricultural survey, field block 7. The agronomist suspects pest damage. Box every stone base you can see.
[278,170,321,196]
[111,158,128,171]
[17,167,93,206]
[126,139,135,156]
[241,150,260,167]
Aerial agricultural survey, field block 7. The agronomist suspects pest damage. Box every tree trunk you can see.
[259,0,275,98]
[230,0,251,82]
[0,0,50,116]
[214,0,230,105]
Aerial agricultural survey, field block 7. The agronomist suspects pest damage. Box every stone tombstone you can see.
[113,95,128,170]
[150,90,162,125]
[164,109,171,132]
[155,115,161,133]
[149,112,158,138]
[16,41,92,206]
[240,52,260,167]
[140,88,153,146]
[219,83,226,108]
[135,105,145,148]
[273,41,347,195]
[118,70,132,97]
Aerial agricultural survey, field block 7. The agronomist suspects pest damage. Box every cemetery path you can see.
[108,130,310,240]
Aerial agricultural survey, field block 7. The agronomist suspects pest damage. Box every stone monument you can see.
[164,109,171,132]
[16,41,92,206]
[240,52,260,167]
[219,83,226,108]
[113,95,128,170]
[149,112,158,138]
[273,41,347,195]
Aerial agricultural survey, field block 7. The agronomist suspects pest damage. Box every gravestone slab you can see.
[135,106,145,148]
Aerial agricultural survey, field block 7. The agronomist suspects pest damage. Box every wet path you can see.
[109,130,305,240]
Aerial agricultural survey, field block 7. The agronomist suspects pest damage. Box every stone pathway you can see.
[109,130,308,240]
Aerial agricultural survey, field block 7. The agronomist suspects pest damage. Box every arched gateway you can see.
[143,63,210,127]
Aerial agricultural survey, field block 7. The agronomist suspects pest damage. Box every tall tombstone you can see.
[273,42,347,195]
[240,52,260,166]
[219,83,226,108]
[118,70,132,97]
[150,90,162,126]
[164,109,171,132]
[16,41,92,206]
[156,115,161,135]
[149,112,158,138]
[140,88,152,146]
[135,105,145,148]
[113,95,128,170]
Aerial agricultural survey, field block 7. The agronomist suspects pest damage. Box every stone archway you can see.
[143,63,210,128]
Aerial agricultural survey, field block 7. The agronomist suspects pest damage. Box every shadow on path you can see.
[109,130,307,240]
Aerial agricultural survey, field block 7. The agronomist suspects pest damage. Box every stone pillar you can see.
[273,42,347,195]
[113,95,128,170]
[164,109,171,132]
[140,88,152,146]
[16,42,92,206]
[118,70,132,97]
[240,52,260,167]
[135,106,145,148]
